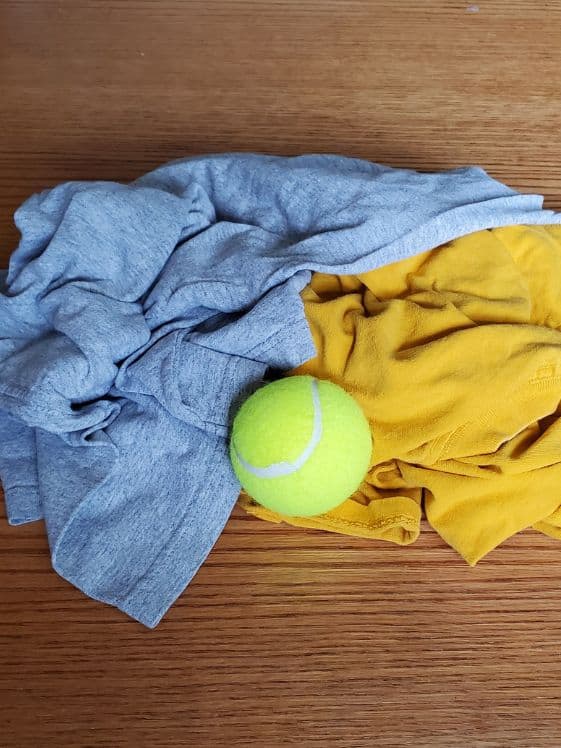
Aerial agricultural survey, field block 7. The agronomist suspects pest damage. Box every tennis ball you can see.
[229,375,372,517]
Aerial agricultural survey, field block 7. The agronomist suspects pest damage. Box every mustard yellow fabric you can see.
[239,224,561,564]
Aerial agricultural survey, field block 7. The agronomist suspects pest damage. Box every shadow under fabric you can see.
[240,224,561,564]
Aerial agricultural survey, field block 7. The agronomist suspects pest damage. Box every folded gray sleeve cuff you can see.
[0,408,42,525]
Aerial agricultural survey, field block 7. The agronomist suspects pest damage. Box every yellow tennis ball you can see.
[229,375,372,517]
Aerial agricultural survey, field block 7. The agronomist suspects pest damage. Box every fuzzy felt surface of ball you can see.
[229,375,372,517]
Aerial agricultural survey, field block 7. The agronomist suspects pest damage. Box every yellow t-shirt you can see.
[239,225,561,564]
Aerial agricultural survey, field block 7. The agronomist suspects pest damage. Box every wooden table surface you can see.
[3,1,561,746]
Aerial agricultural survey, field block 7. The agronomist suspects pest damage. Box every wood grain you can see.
[3,1,561,746]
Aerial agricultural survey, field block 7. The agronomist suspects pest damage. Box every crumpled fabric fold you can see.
[1,153,560,626]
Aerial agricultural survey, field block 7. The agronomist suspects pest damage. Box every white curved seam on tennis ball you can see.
[233,377,323,479]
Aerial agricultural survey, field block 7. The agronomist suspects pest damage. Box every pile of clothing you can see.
[2,154,561,626]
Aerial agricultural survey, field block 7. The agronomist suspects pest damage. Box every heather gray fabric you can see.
[1,153,559,627]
